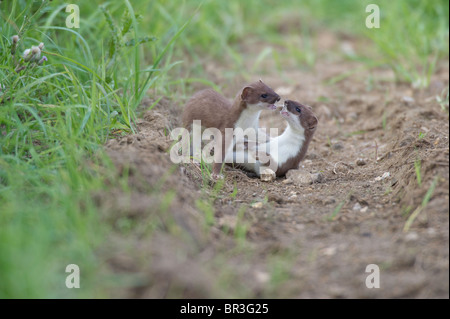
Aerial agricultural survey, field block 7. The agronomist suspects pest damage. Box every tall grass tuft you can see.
[0,0,186,298]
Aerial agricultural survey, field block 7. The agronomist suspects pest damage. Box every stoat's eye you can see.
[261,94,268,98]
[296,107,301,113]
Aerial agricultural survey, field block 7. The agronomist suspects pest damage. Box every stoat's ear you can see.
[308,115,319,131]
[241,86,252,100]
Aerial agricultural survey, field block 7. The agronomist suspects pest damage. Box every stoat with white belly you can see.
[226,100,318,177]
[182,80,280,179]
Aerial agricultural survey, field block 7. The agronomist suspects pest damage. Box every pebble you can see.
[402,96,415,104]
[311,172,324,183]
[286,170,324,186]
[374,172,390,181]
[251,202,263,209]
[356,158,367,166]
[346,112,358,123]
[331,142,344,150]
[260,168,276,182]
[254,271,270,284]
[427,228,437,237]
[404,231,419,242]
[322,246,337,256]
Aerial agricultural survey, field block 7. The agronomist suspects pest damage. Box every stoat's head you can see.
[240,80,281,111]
[280,100,318,133]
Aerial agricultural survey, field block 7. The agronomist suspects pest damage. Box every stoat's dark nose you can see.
[276,96,281,102]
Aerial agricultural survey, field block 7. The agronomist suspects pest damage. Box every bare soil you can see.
[100,33,449,298]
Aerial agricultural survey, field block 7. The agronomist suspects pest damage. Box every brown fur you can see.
[254,100,317,177]
[276,100,318,176]
[182,80,280,176]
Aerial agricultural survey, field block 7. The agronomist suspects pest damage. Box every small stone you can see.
[353,203,362,211]
[267,194,283,204]
[434,138,440,146]
[404,231,419,242]
[260,168,276,182]
[322,246,337,256]
[402,96,415,104]
[356,158,367,166]
[218,215,237,229]
[282,179,293,185]
[251,202,263,209]
[341,41,356,57]
[331,142,344,150]
[427,228,437,237]
[255,271,270,284]
[346,112,358,122]
[375,172,390,181]
[360,206,369,213]
[286,170,323,186]
[311,172,324,184]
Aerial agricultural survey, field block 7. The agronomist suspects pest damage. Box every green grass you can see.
[403,176,440,232]
[0,0,187,298]
[0,0,448,298]
[437,86,449,113]
[327,200,345,221]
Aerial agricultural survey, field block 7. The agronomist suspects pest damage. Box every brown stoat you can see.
[182,80,280,178]
[226,100,318,177]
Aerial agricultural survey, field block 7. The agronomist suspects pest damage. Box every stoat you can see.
[226,100,318,177]
[182,80,280,178]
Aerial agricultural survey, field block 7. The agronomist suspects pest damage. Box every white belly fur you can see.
[227,124,305,176]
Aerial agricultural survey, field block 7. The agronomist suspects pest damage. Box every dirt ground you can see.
[101,32,449,298]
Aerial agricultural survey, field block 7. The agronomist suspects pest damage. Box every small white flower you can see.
[31,46,40,56]
[23,46,41,62]
[38,42,44,50]
[23,49,32,61]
